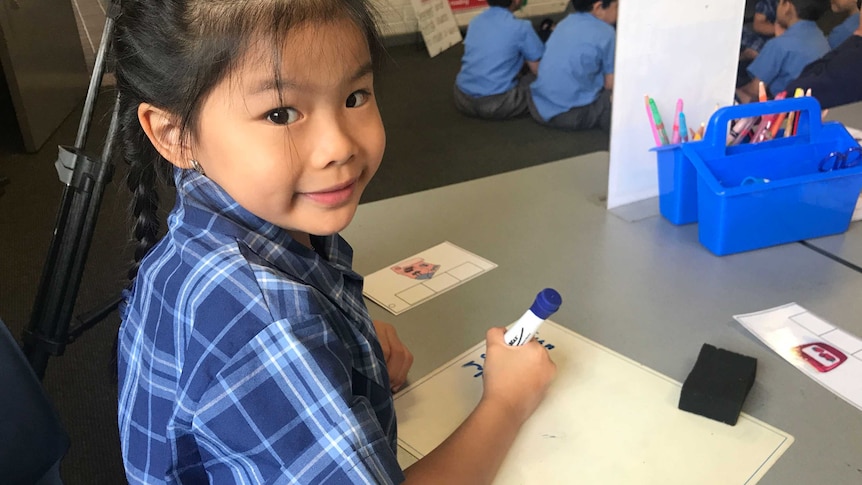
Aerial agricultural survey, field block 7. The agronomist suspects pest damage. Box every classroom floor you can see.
[0,24,606,485]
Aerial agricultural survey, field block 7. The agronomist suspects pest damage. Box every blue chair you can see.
[0,319,69,484]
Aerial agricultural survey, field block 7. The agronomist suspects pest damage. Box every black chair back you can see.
[0,319,69,484]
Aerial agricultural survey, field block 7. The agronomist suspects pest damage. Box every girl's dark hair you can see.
[487,0,514,8]
[114,0,385,282]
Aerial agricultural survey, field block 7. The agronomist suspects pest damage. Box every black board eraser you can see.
[678,343,757,425]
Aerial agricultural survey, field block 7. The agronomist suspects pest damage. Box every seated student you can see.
[737,0,778,88]
[786,9,862,107]
[454,0,545,120]
[527,0,618,132]
[737,0,831,102]
[827,0,861,48]
[740,0,780,60]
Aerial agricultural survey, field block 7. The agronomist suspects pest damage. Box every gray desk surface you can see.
[803,101,862,268]
[344,152,862,485]
[806,223,862,269]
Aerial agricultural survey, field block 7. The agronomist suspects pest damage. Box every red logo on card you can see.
[795,342,847,372]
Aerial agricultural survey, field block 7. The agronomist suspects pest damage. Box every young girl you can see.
[114,1,556,484]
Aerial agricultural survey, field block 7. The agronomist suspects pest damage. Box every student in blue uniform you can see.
[454,0,545,119]
[527,0,618,132]
[114,0,556,483]
[787,9,862,107]
[737,0,831,102]
[827,0,861,48]
[741,0,780,59]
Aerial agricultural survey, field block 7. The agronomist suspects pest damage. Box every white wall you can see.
[372,0,570,36]
[607,0,746,209]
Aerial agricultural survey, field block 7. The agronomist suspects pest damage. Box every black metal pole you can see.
[22,1,121,379]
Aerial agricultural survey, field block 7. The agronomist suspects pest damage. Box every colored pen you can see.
[785,88,805,137]
[671,99,683,144]
[648,97,670,146]
[769,112,788,138]
[504,288,562,346]
[793,89,813,135]
[679,112,689,142]
[727,117,755,145]
[758,81,767,102]
[644,95,662,146]
[752,120,773,143]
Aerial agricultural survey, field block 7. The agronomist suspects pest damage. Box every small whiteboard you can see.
[395,321,793,484]
[411,0,463,57]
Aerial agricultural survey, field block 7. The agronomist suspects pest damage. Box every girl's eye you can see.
[266,108,300,125]
[346,90,371,108]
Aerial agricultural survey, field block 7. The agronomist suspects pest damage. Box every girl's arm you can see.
[402,327,556,485]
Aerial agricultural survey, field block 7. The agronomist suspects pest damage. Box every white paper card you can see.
[396,321,793,484]
[364,242,497,315]
[410,0,463,58]
[734,302,862,412]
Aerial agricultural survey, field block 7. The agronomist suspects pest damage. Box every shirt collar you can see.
[785,19,817,35]
[488,5,514,17]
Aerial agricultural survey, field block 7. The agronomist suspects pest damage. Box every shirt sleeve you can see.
[520,21,545,62]
[748,40,784,89]
[191,315,403,484]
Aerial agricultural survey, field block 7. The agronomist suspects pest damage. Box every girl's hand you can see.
[481,327,556,424]
[373,320,414,392]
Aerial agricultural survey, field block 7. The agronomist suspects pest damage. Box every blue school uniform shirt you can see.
[748,20,830,94]
[529,12,615,121]
[828,12,860,49]
[117,168,403,484]
[455,6,544,97]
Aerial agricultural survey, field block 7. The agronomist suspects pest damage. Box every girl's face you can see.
[192,18,385,241]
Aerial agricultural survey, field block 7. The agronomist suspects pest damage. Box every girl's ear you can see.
[137,103,188,168]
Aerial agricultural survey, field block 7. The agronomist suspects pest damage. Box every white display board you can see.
[607,0,746,210]
[410,0,463,57]
[396,321,794,484]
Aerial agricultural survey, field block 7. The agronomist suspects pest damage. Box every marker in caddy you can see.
[504,288,562,346]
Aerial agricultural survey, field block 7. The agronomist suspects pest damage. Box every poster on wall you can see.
[411,0,464,57]
[448,0,487,10]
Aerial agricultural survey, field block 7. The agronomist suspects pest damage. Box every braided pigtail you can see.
[120,97,168,282]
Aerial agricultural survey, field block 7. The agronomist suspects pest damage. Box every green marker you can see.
[648,98,670,146]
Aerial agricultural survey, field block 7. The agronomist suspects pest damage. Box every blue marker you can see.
[504,288,562,346]
[679,112,689,142]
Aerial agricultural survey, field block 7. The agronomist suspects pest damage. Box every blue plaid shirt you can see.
[118,168,404,484]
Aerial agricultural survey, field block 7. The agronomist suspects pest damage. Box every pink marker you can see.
[671,99,683,144]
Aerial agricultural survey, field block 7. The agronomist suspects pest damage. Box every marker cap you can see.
[529,288,562,320]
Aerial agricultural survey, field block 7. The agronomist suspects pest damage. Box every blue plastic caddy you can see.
[653,142,697,225]
[679,97,862,256]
